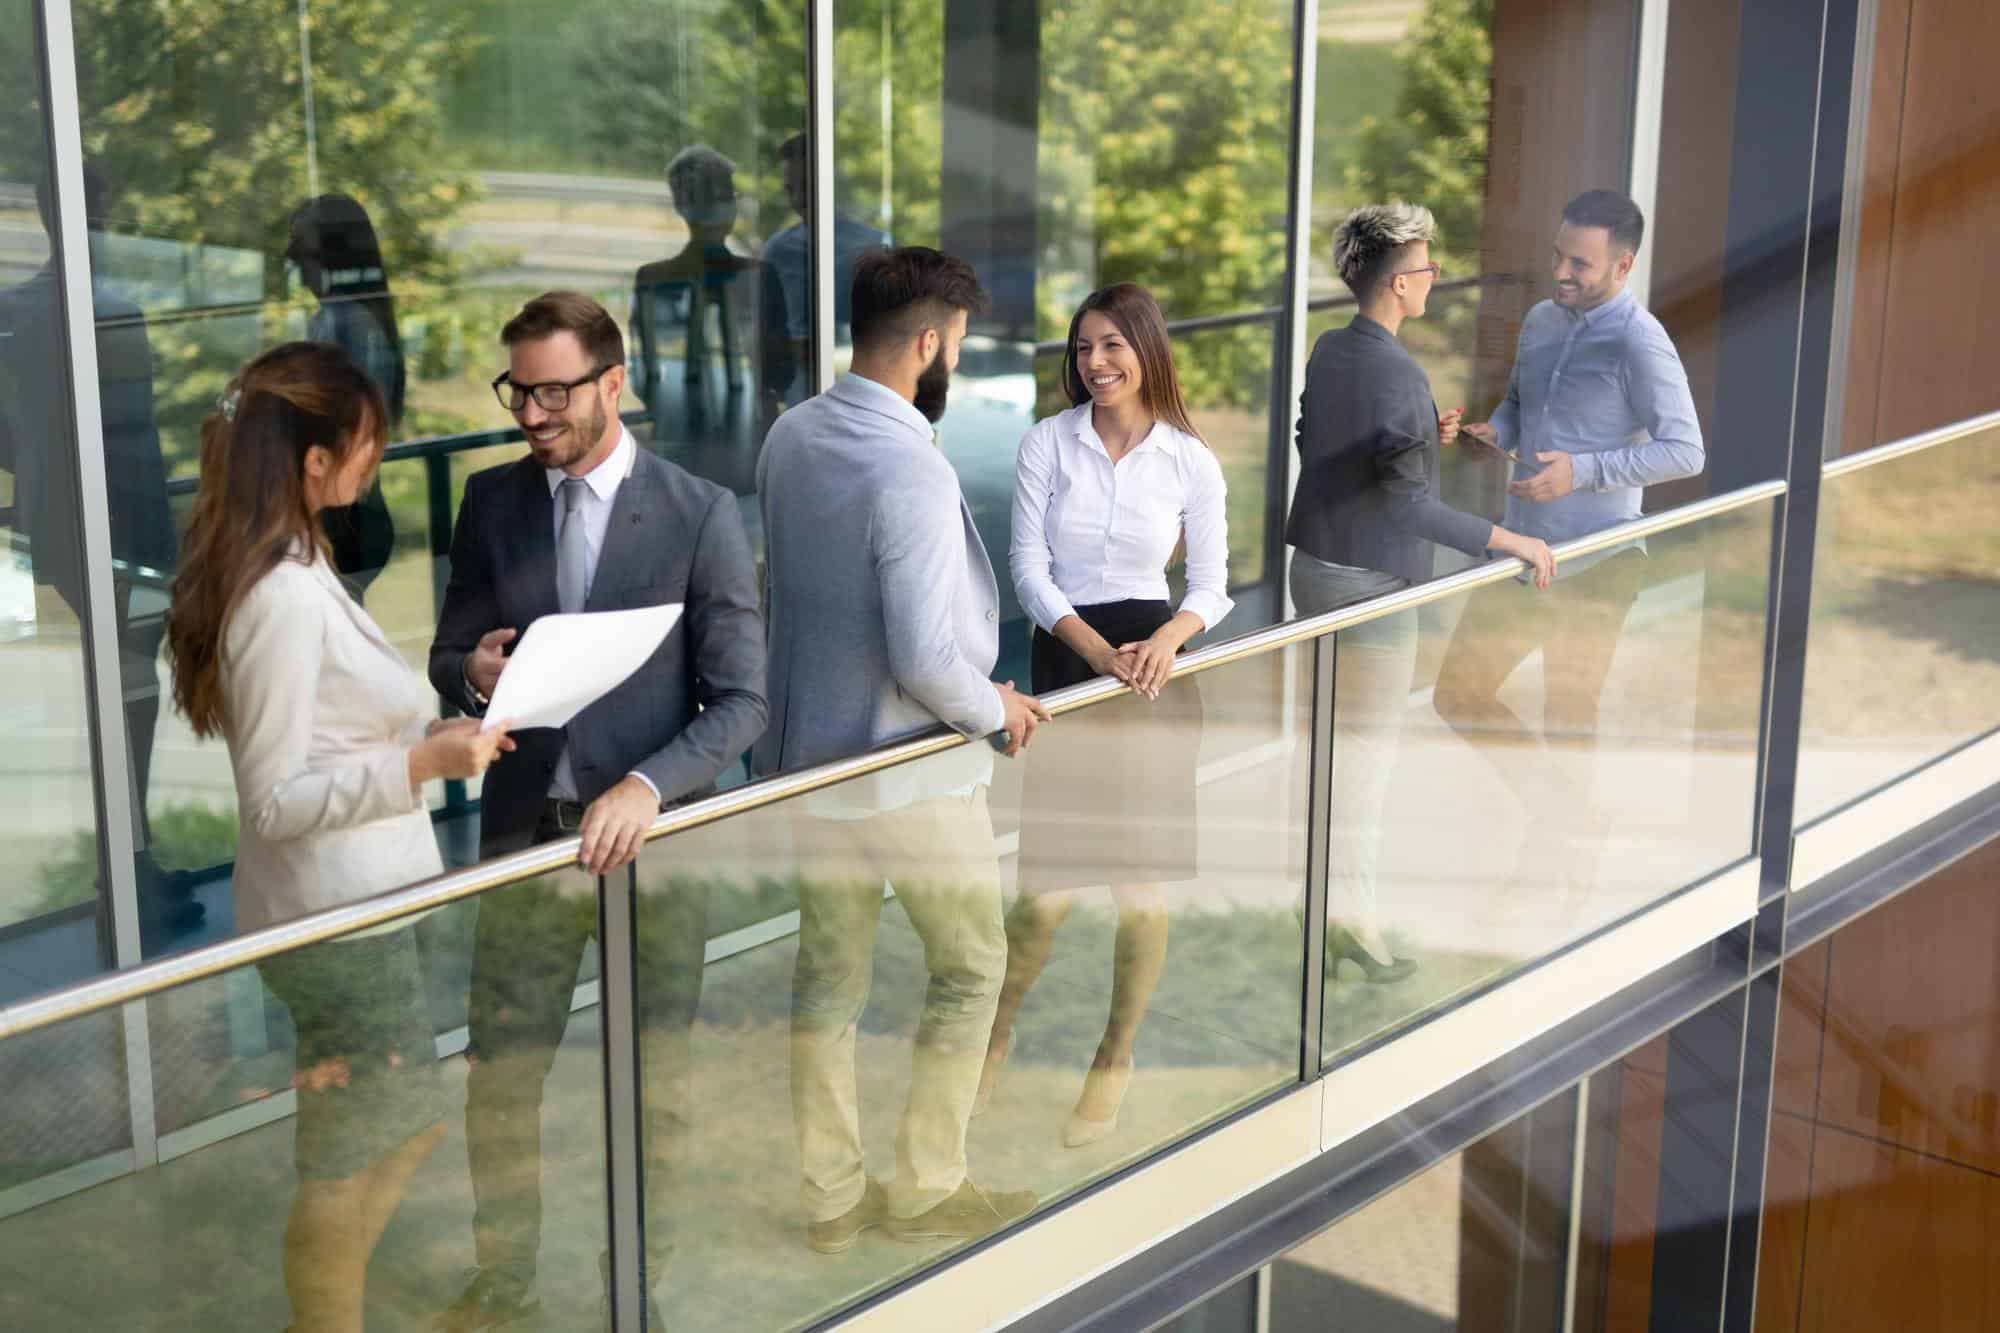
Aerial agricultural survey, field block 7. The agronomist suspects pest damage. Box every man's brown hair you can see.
[501,290,625,370]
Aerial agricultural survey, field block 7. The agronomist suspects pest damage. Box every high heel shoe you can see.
[972,1031,1012,1117]
[1062,1060,1134,1148]
[1328,925,1417,984]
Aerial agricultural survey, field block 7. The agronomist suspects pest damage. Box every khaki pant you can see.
[789,789,1006,1222]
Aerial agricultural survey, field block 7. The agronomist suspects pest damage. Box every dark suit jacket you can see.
[1284,315,1493,587]
[0,269,175,613]
[428,442,767,853]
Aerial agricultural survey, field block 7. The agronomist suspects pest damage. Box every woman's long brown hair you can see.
[166,342,386,738]
[1060,283,1206,444]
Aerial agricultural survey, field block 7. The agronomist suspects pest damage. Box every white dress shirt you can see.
[1010,402,1234,636]
[542,426,661,803]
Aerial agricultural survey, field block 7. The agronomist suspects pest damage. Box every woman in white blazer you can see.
[166,342,510,1333]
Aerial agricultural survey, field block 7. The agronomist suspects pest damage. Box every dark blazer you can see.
[1284,315,1493,587]
[429,442,767,853]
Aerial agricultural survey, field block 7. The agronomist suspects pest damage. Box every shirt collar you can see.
[1568,288,1635,329]
[829,371,936,442]
[545,424,636,500]
[1068,401,1172,459]
[1348,313,1397,344]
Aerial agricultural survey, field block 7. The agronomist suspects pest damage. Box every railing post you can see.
[1299,631,1335,1078]
[599,864,646,1331]
[426,448,469,816]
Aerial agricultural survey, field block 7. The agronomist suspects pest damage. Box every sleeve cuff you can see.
[1569,451,1599,492]
[625,771,663,806]
[385,749,425,812]
[459,659,489,715]
[1178,590,1234,634]
[980,685,1008,737]
[1023,586,1079,635]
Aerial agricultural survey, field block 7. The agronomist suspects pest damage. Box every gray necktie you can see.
[557,477,591,613]
[550,477,590,801]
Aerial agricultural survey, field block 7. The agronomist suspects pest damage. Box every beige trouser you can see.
[789,789,1006,1222]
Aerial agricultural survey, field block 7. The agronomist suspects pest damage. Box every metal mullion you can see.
[599,866,645,1332]
[37,0,158,1169]
[1276,0,1319,622]
[809,0,835,395]
[1298,632,1335,1080]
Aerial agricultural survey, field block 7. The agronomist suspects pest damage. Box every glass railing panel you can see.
[1796,422,2000,826]
[2,874,613,1330]
[632,645,1311,1329]
[0,1007,129,1203]
[1319,496,1776,1067]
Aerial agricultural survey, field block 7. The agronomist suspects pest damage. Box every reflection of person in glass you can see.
[1287,205,1553,979]
[760,133,890,411]
[755,247,1047,1253]
[1436,190,1704,893]
[429,293,766,1328]
[0,167,190,944]
[981,283,1229,1146]
[163,343,510,1333]
[631,145,759,422]
[286,193,402,599]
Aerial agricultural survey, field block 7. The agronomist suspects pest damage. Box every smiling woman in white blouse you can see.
[977,283,1231,1148]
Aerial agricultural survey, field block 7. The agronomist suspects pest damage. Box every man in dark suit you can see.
[0,169,190,950]
[428,291,766,1328]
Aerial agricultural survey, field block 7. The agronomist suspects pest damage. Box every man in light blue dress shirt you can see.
[1435,190,1705,888]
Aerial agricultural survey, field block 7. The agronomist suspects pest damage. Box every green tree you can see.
[57,0,480,470]
[1038,0,1294,409]
[1343,0,1493,275]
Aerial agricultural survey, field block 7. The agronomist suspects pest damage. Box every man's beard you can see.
[913,349,953,423]
[533,398,609,470]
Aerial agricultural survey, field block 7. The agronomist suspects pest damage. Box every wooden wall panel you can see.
[1645,0,1744,512]
[1835,0,1912,456]
[1772,939,1830,1120]
[1810,837,2000,1175]
[1754,1111,1815,1333]
[1474,0,1642,413]
[1841,0,2000,452]
[1597,1037,1668,1333]
[1792,1128,2000,1333]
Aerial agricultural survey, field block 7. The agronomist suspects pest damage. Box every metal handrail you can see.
[0,477,1785,1041]
[1821,407,2000,479]
[1026,276,1487,357]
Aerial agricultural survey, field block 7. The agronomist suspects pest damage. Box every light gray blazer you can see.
[221,547,442,932]
[753,374,1005,810]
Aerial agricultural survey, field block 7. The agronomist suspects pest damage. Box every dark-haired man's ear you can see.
[918,326,942,365]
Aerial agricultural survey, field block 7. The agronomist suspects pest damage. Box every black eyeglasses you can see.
[492,365,611,413]
[1396,261,1444,280]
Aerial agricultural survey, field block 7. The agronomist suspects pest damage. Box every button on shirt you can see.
[1010,403,1234,634]
[542,426,659,803]
[1492,290,1705,547]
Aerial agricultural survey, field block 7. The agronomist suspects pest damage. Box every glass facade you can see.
[0,0,1995,1331]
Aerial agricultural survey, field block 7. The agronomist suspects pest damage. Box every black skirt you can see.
[1017,600,1203,892]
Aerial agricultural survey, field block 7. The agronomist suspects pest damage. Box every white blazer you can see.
[220,547,441,932]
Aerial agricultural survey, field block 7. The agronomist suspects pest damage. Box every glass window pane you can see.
[61,0,809,961]
[1320,498,1773,1066]
[1,876,611,1327]
[1796,424,2000,827]
[837,0,1300,667]
[0,0,121,991]
[634,645,1310,1327]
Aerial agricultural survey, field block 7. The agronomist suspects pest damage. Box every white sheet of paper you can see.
[481,603,684,733]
